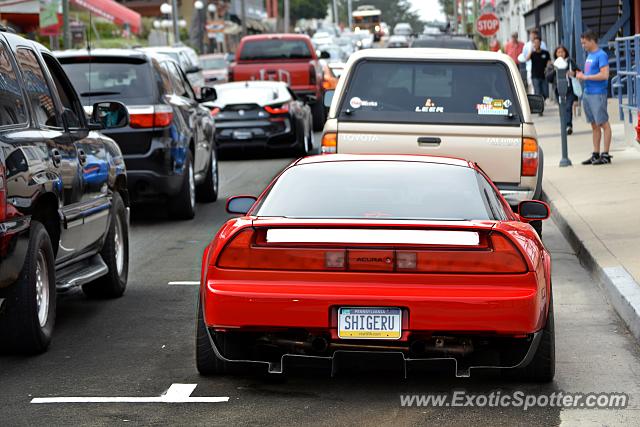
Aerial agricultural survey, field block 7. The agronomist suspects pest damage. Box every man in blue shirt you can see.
[576,30,611,165]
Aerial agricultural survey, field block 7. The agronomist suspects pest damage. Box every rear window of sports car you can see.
[256,161,508,221]
[339,60,521,125]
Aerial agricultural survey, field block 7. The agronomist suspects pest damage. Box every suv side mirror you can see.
[319,51,331,59]
[187,65,202,74]
[226,195,257,215]
[323,90,334,108]
[518,200,550,221]
[90,101,129,130]
[527,94,545,114]
[199,86,217,103]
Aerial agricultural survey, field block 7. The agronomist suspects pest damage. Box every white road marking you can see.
[168,281,199,286]
[31,383,229,404]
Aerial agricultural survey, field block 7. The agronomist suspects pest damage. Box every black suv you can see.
[0,31,131,353]
[55,49,219,219]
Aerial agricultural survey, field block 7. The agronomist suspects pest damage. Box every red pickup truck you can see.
[229,34,325,131]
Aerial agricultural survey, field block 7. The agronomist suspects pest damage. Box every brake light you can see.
[309,64,317,85]
[210,107,221,117]
[265,104,289,115]
[215,228,528,273]
[0,164,6,222]
[522,138,538,176]
[321,132,337,154]
[129,106,173,129]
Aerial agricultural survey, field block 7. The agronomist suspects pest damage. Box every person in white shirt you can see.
[521,29,548,91]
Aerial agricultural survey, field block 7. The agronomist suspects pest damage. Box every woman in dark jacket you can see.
[549,45,580,135]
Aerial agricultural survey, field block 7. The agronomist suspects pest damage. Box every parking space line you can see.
[31,383,229,404]
[168,281,199,286]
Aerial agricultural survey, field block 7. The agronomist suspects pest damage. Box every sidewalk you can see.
[534,99,640,339]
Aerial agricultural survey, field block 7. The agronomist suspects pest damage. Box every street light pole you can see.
[347,0,353,30]
[283,0,289,33]
[171,0,180,44]
[333,0,339,26]
[62,0,70,49]
[241,0,247,35]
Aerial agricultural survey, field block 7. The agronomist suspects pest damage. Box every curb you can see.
[542,187,640,341]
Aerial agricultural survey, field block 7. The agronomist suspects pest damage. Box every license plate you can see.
[233,130,252,140]
[338,307,402,340]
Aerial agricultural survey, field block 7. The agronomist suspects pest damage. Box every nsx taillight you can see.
[522,138,538,176]
[215,228,528,274]
[265,104,289,115]
[321,132,337,154]
[129,105,173,129]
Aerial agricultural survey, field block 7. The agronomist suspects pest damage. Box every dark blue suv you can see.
[56,49,219,219]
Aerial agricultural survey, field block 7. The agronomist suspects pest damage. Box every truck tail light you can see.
[309,64,317,85]
[522,138,538,177]
[129,105,173,129]
[215,228,528,274]
[210,107,221,117]
[0,163,6,222]
[321,132,337,154]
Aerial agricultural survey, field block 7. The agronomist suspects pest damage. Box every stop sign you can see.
[476,13,500,37]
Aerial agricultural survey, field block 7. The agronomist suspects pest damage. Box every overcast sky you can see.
[410,0,446,22]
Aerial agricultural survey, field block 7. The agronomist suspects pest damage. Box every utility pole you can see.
[171,0,179,44]
[453,0,458,34]
[347,0,353,30]
[333,0,339,26]
[241,0,247,35]
[472,0,477,30]
[461,0,467,34]
[283,0,290,33]
[62,0,70,49]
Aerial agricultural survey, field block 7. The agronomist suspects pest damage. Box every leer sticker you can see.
[415,98,444,113]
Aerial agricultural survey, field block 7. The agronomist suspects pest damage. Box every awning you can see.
[71,0,141,34]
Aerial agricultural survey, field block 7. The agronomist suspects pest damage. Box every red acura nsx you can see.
[197,154,554,382]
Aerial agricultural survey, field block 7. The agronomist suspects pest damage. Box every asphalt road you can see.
[2,140,640,426]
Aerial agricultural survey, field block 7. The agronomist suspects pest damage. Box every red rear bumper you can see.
[203,269,548,337]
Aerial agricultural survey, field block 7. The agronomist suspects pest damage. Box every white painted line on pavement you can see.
[31,383,229,404]
[168,281,199,286]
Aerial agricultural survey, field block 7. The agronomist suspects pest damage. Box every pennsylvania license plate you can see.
[338,307,402,340]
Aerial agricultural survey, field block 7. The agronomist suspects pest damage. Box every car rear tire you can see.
[506,294,555,382]
[169,153,196,220]
[82,192,129,299]
[311,101,326,132]
[0,221,56,354]
[196,298,228,375]
[196,148,219,203]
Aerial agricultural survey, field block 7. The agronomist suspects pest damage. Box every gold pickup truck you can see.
[321,48,545,233]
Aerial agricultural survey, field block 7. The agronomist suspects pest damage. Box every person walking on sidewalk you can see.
[575,30,612,165]
[522,29,548,90]
[551,45,579,135]
[505,32,523,63]
[526,37,551,115]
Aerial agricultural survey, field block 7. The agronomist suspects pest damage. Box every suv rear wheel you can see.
[169,152,196,220]
[0,221,56,354]
[83,192,129,299]
[196,148,219,203]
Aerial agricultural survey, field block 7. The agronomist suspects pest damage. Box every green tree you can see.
[278,0,331,21]
[339,0,424,33]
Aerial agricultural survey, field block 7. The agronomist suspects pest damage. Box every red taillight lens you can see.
[309,64,317,85]
[522,138,538,176]
[396,234,527,274]
[0,164,6,221]
[264,104,289,115]
[129,106,173,129]
[210,107,221,117]
[215,229,528,273]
